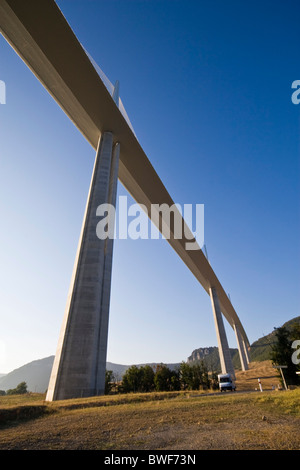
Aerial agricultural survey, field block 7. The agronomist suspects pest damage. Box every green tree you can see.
[105,370,115,394]
[179,362,193,390]
[139,365,155,392]
[169,369,180,391]
[153,364,168,391]
[270,326,300,386]
[179,361,210,390]
[290,322,300,343]
[154,364,179,391]
[210,371,219,390]
[7,381,28,395]
[121,365,155,393]
[198,361,210,389]
[122,365,143,393]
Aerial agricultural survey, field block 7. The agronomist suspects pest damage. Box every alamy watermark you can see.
[96,196,204,250]
[0,80,6,104]
[292,340,300,365]
[291,80,300,105]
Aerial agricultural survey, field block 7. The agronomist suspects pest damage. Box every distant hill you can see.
[187,346,218,362]
[249,316,300,362]
[186,316,300,370]
[0,316,298,393]
[187,346,240,371]
[0,358,180,393]
[0,356,54,393]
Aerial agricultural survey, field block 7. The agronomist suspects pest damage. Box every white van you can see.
[218,373,236,392]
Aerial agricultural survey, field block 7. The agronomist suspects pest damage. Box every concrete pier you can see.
[243,337,250,364]
[209,286,235,379]
[234,323,249,371]
[46,131,119,401]
[1,2,252,401]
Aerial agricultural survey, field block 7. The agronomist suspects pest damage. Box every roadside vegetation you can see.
[106,361,219,395]
[270,323,300,387]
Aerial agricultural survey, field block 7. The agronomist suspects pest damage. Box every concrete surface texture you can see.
[46,132,119,401]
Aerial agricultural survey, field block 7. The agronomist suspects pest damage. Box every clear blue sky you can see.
[0,0,299,373]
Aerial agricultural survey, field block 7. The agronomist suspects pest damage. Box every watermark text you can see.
[291,80,300,104]
[96,196,204,250]
[292,340,300,365]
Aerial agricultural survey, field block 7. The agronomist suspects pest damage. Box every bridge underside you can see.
[0,0,250,398]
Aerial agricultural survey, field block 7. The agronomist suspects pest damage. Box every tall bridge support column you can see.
[234,323,249,371]
[209,286,235,379]
[243,339,250,365]
[46,131,120,401]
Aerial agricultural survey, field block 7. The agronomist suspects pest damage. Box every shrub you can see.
[6,381,28,395]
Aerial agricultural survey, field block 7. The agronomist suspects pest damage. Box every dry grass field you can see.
[235,360,280,391]
[0,361,299,451]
